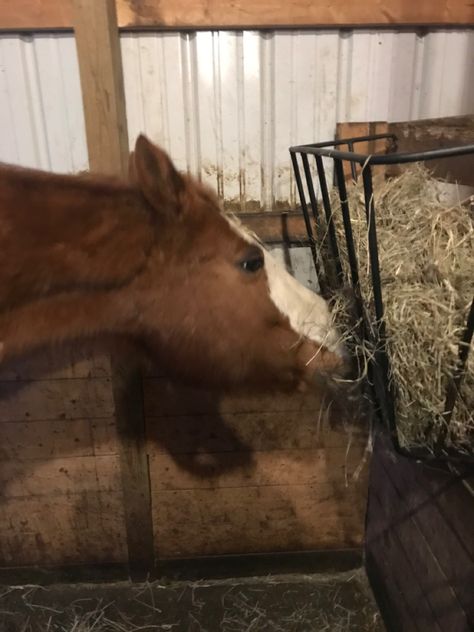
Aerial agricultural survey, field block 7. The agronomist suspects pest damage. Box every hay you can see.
[325,164,473,454]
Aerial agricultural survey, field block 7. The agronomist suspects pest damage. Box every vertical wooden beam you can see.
[73,0,129,176]
[72,0,154,578]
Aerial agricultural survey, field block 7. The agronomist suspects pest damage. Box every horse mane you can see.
[0,164,156,311]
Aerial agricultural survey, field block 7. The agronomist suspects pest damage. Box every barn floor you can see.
[0,569,383,631]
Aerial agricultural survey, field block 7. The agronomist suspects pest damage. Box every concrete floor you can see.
[0,569,384,631]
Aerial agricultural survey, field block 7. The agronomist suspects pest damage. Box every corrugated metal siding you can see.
[0,34,88,173]
[1,29,473,209]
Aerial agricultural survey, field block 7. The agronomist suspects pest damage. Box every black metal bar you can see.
[290,136,474,465]
[290,143,474,165]
[333,159,360,291]
[314,155,343,284]
[347,142,358,180]
[361,166,384,325]
[301,154,328,294]
[290,151,322,285]
[301,153,321,233]
[361,165,393,416]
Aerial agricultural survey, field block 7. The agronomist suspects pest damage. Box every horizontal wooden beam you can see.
[336,117,474,187]
[239,212,309,245]
[0,0,472,31]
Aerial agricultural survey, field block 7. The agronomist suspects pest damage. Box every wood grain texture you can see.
[389,115,474,186]
[145,380,370,558]
[112,362,155,575]
[371,459,467,631]
[366,493,438,632]
[376,448,474,623]
[150,446,368,491]
[153,483,366,558]
[0,492,127,566]
[366,431,474,632]
[72,0,153,576]
[0,0,472,30]
[0,455,121,498]
[336,116,474,186]
[0,417,117,460]
[335,122,391,180]
[0,378,114,422]
[143,379,325,417]
[72,0,129,176]
[146,411,368,453]
[239,212,309,244]
[0,345,111,381]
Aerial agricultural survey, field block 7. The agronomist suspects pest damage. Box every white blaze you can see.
[263,250,342,354]
[225,215,344,356]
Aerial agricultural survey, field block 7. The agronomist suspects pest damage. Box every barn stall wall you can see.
[1,29,473,206]
[0,20,473,578]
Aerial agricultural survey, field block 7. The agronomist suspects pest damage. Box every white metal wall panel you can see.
[1,29,473,208]
[0,34,88,173]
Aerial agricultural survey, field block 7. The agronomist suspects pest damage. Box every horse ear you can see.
[133,134,185,215]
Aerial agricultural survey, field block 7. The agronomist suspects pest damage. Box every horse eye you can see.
[239,255,264,273]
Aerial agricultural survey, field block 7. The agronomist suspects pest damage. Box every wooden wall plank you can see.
[153,484,366,558]
[366,493,439,632]
[150,447,367,491]
[336,116,474,186]
[418,470,474,561]
[366,432,474,632]
[0,378,114,422]
[0,345,111,381]
[370,454,468,631]
[239,212,309,244]
[0,455,121,497]
[0,492,127,566]
[389,115,474,186]
[376,447,474,619]
[143,379,325,416]
[335,122,391,180]
[146,411,368,453]
[0,418,117,460]
[0,0,472,30]
[146,379,370,558]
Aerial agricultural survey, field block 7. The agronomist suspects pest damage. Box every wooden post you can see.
[72,0,129,177]
[72,0,154,578]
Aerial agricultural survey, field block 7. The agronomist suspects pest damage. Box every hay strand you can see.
[326,165,473,454]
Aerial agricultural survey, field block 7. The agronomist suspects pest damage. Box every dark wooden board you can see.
[366,431,474,632]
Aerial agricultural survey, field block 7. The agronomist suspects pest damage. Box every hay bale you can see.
[325,165,473,454]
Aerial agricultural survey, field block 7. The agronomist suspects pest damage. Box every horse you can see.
[0,134,347,392]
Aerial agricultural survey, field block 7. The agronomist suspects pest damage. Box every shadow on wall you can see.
[0,323,370,565]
